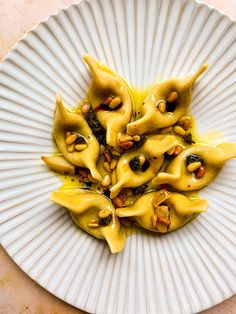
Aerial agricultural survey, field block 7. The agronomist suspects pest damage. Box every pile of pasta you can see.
[42,55,236,253]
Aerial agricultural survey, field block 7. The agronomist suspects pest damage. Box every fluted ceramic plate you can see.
[0,0,236,313]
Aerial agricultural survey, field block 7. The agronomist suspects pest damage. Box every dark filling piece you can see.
[129,157,141,170]
[73,134,86,144]
[132,185,147,195]
[183,133,195,145]
[132,136,146,150]
[141,160,150,172]
[99,214,112,226]
[166,101,176,112]
[84,111,106,144]
[74,166,80,175]
[164,153,174,161]
[129,157,150,172]
[103,189,111,198]
[186,154,203,166]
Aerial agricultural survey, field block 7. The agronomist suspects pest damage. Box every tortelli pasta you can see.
[127,64,208,135]
[51,189,126,253]
[53,94,101,181]
[152,142,236,190]
[116,190,208,233]
[110,134,178,198]
[42,55,236,253]
[83,55,134,147]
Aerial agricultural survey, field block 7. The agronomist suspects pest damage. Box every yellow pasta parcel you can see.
[84,54,134,147]
[152,142,236,190]
[116,190,208,233]
[51,189,126,253]
[53,94,101,181]
[127,64,207,135]
[41,154,75,175]
[110,134,179,198]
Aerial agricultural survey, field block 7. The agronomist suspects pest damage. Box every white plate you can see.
[0,0,236,313]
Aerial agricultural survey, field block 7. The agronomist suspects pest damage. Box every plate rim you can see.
[1,0,236,66]
[0,0,236,313]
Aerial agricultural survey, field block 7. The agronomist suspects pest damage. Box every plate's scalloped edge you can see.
[1,0,236,68]
[196,0,236,22]
[0,0,236,313]
[197,294,235,314]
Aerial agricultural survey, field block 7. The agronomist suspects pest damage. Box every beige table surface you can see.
[0,0,236,313]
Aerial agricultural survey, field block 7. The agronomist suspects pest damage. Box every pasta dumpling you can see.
[44,54,236,253]
[53,94,101,181]
[41,154,75,175]
[152,142,236,190]
[116,190,208,233]
[51,189,126,253]
[110,135,179,198]
[127,64,207,135]
[84,55,134,147]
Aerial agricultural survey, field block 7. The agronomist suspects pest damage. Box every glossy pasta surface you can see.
[42,55,236,253]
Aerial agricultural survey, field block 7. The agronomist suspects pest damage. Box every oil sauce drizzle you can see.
[56,83,224,238]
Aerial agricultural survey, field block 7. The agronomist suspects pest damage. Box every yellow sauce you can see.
[45,56,236,253]
[58,174,83,190]
[132,86,153,119]
[188,110,224,145]
[56,83,223,237]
